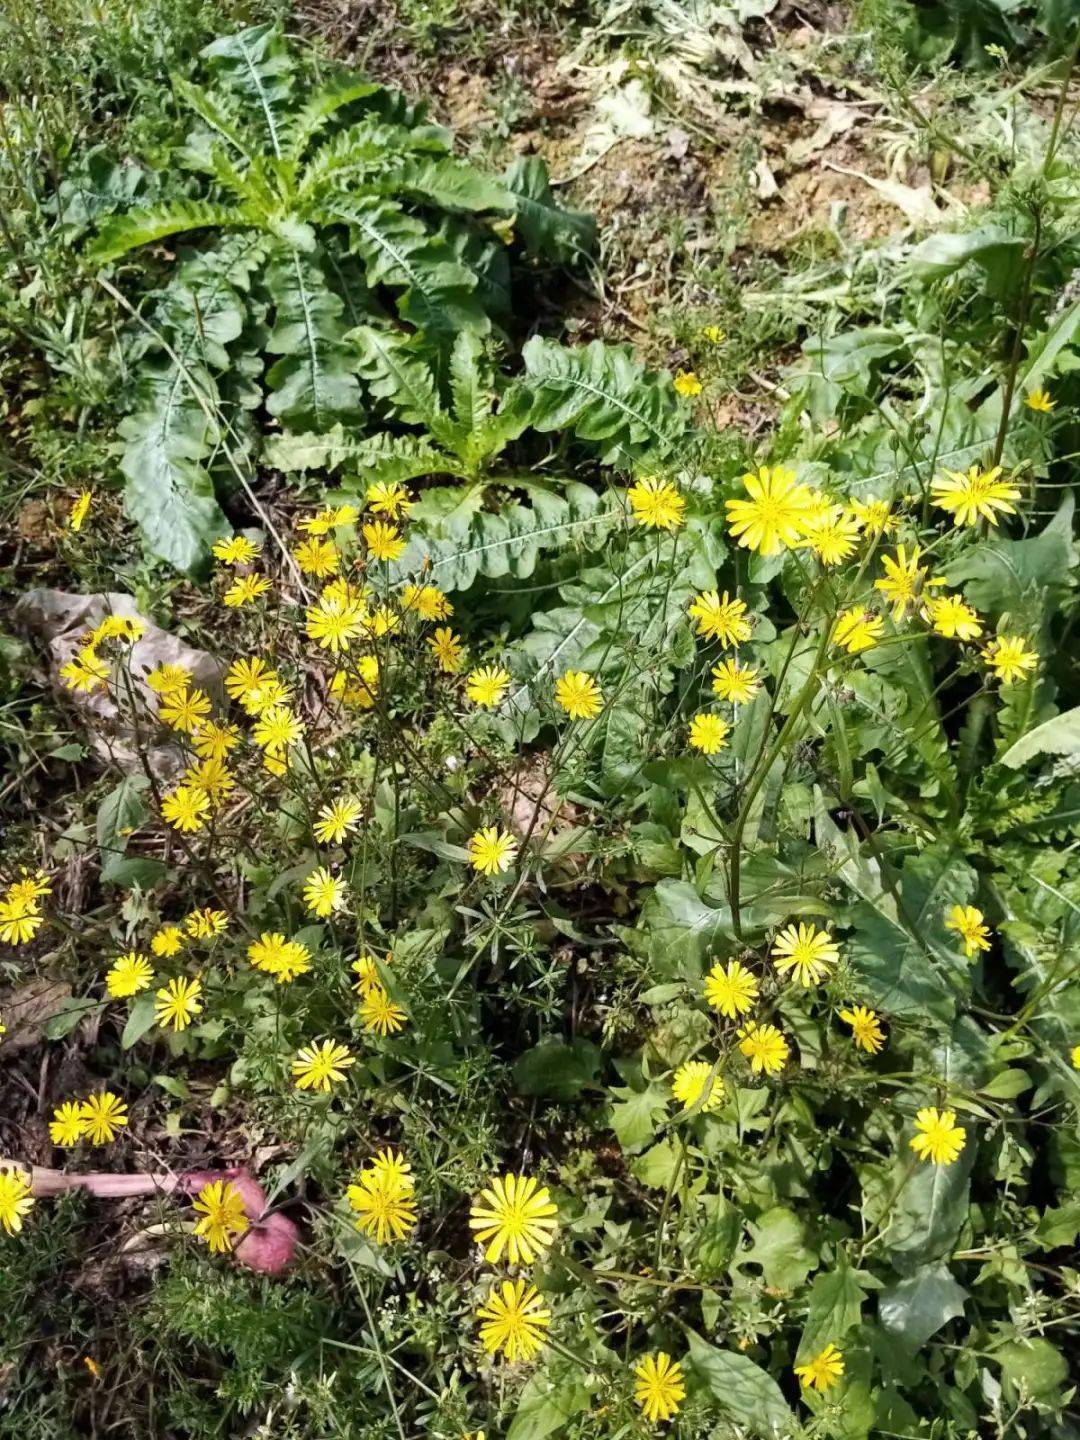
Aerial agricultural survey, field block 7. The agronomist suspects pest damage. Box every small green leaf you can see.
[122,993,159,1049]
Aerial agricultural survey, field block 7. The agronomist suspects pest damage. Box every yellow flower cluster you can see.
[59,611,145,694]
[470,1172,557,1361]
[49,1092,128,1147]
[347,1147,417,1245]
[0,868,50,947]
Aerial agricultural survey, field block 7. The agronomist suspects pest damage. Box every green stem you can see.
[729,614,833,937]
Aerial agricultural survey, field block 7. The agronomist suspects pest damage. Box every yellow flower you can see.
[1071,1044,1080,1070]
[360,601,401,640]
[468,827,517,876]
[401,584,453,621]
[193,1179,250,1253]
[294,536,340,577]
[833,607,884,655]
[80,1092,128,1145]
[671,1060,724,1114]
[363,520,406,562]
[146,663,191,695]
[91,614,145,647]
[185,908,228,939]
[688,712,730,754]
[69,490,92,532]
[1025,387,1054,413]
[909,1107,965,1165]
[158,686,211,734]
[627,476,686,531]
[60,646,110,693]
[6,871,51,907]
[476,1279,551,1362]
[347,1166,417,1244]
[802,506,862,566]
[429,627,464,674]
[161,784,211,833]
[469,1172,558,1265]
[366,481,414,519]
[930,465,1020,527]
[704,960,759,1019]
[352,953,383,994]
[848,497,895,534]
[926,594,982,641]
[359,984,407,1035]
[688,590,751,646]
[874,544,941,623]
[634,1352,686,1423]
[299,504,359,534]
[945,904,991,956]
[466,665,510,708]
[0,897,44,946]
[795,1343,844,1392]
[154,975,203,1031]
[314,797,363,845]
[192,720,242,761]
[710,658,760,704]
[985,635,1037,685]
[738,1021,790,1075]
[771,922,839,987]
[223,574,271,608]
[49,1101,86,1147]
[726,466,815,556]
[838,1005,885,1054]
[701,324,725,345]
[224,656,278,714]
[369,1147,413,1190]
[212,535,260,564]
[554,670,603,720]
[185,757,234,805]
[302,866,346,918]
[105,951,155,999]
[0,1166,35,1235]
[673,370,702,397]
[292,1039,355,1092]
[306,593,367,653]
[252,705,304,755]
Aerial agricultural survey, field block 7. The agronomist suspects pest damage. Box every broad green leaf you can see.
[887,1137,975,1272]
[1000,704,1080,768]
[504,155,596,262]
[880,1261,968,1350]
[264,243,363,429]
[522,335,686,467]
[684,1329,794,1436]
[798,1257,870,1359]
[202,23,294,159]
[118,359,231,574]
[506,1368,590,1440]
[264,426,449,481]
[742,1206,817,1292]
[513,1038,601,1100]
[995,1337,1068,1405]
[608,1078,669,1153]
[373,157,514,213]
[632,1138,679,1189]
[96,775,150,880]
[88,199,250,264]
